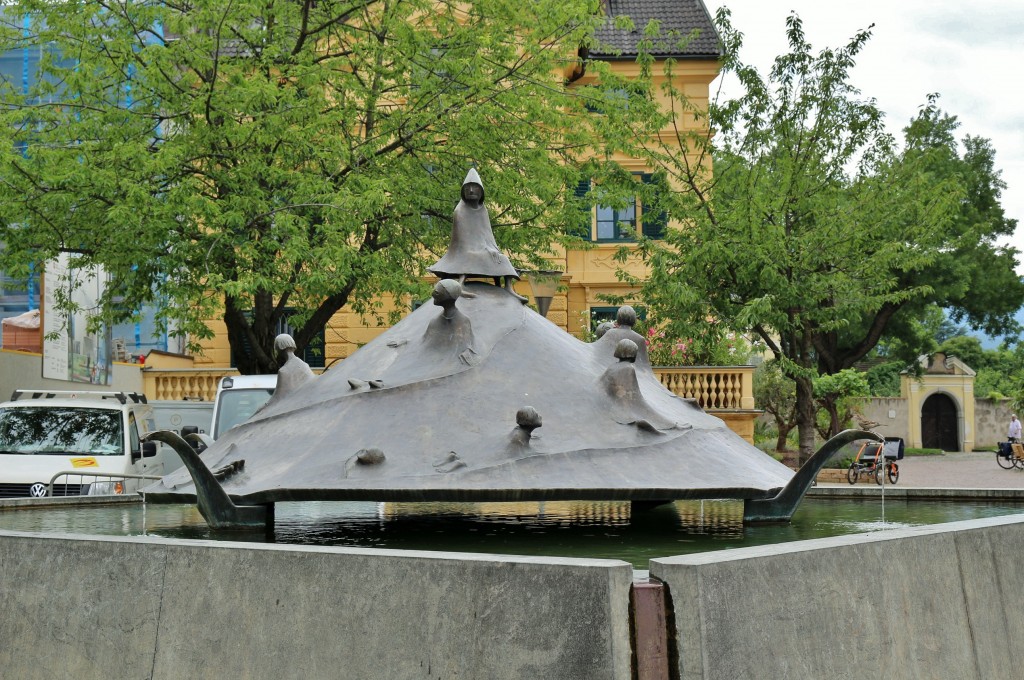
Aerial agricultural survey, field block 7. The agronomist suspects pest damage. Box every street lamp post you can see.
[522,270,562,319]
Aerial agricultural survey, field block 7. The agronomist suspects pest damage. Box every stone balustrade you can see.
[653,366,759,443]
[142,368,233,402]
[653,365,756,410]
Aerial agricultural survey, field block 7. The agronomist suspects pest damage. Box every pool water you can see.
[2,498,1021,568]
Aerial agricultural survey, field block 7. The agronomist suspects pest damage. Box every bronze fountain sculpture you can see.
[145,169,877,529]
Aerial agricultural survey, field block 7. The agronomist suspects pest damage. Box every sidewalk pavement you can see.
[818,450,1024,490]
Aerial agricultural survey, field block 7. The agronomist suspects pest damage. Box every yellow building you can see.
[901,352,976,452]
[192,0,723,369]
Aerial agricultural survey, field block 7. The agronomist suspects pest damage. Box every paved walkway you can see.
[821,450,1024,489]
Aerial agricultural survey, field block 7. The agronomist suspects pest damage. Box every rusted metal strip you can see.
[631,577,671,680]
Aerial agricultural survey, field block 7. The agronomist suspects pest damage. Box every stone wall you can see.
[854,396,1012,450]
[652,514,1024,680]
[853,396,909,441]
[6,514,1024,679]
[975,397,1013,448]
[0,530,633,680]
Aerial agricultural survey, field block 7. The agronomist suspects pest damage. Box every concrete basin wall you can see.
[652,514,1024,680]
[0,531,634,680]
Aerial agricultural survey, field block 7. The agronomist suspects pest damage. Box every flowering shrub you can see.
[642,326,693,366]
[575,309,756,366]
[635,318,755,366]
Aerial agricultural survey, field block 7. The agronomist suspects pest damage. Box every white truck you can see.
[150,399,215,440]
[210,374,277,440]
[0,390,185,498]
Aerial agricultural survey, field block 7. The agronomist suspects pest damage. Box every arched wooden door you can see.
[921,393,959,451]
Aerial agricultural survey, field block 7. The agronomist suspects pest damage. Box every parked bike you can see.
[847,437,904,485]
[996,440,1024,470]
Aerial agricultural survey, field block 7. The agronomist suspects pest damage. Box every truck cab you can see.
[210,375,277,440]
[0,390,184,498]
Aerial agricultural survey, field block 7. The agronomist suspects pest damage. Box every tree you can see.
[863,362,902,397]
[0,0,641,373]
[869,306,965,367]
[813,368,869,440]
[626,10,1023,461]
[753,360,797,452]
[937,335,986,372]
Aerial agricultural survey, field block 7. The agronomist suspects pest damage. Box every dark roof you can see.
[591,0,721,59]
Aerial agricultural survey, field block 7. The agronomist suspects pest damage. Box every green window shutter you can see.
[572,178,593,240]
[640,173,667,240]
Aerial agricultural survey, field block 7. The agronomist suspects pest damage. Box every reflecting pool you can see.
[2,498,1022,568]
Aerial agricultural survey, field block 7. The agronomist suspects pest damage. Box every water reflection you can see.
[2,498,1022,569]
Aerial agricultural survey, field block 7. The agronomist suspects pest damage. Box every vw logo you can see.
[29,483,48,498]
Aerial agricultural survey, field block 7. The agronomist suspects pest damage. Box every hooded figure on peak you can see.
[429,168,526,301]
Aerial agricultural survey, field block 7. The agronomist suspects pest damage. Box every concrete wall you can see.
[0,350,143,400]
[652,514,1024,680]
[0,531,633,680]
[7,513,1024,679]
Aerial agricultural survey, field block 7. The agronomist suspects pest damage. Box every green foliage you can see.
[905,447,944,457]
[0,0,646,373]
[870,306,962,366]
[813,369,871,401]
[623,10,1023,457]
[753,360,798,451]
[823,455,856,470]
[633,316,754,366]
[864,362,902,397]
[938,336,986,370]
[813,368,870,438]
[936,336,1024,412]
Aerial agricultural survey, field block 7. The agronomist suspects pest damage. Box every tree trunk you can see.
[795,374,817,465]
[828,400,842,439]
[774,415,796,452]
[224,294,280,375]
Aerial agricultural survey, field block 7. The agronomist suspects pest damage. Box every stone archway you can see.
[921,392,960,451]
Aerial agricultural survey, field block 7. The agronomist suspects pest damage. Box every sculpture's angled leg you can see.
[144,430,270,530]
[743,429,882,523]
[504,276,529,303]
[186,432,213,453]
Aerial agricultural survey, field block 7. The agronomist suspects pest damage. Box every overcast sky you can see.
[701,0,1024,271]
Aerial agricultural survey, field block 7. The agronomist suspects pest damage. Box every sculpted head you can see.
[615,305,637,328]
[274,333,297,354]
[432,279,463,309]
[461,168,485,206]
[614,338,638,363]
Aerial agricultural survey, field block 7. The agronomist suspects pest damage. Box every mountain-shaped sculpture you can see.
[144,170,877,529]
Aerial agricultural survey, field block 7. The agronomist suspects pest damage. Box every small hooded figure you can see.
[429,168,526,302]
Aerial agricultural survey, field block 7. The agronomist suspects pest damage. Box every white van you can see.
[0,390,184,498]
[210,374,277,440]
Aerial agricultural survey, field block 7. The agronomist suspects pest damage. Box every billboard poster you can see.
[42,253,112,385]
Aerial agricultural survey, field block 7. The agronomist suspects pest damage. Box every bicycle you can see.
[847,438,903,485]
[996,440,1024,470]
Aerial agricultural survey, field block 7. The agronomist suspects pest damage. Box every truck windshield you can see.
[214,389,274,439]
[0,407,124,456]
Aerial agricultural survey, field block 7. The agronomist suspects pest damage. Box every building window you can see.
[589,305,646,333]
[584,87,630,115]
[574,173,667,242]
[596,200,636,242]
